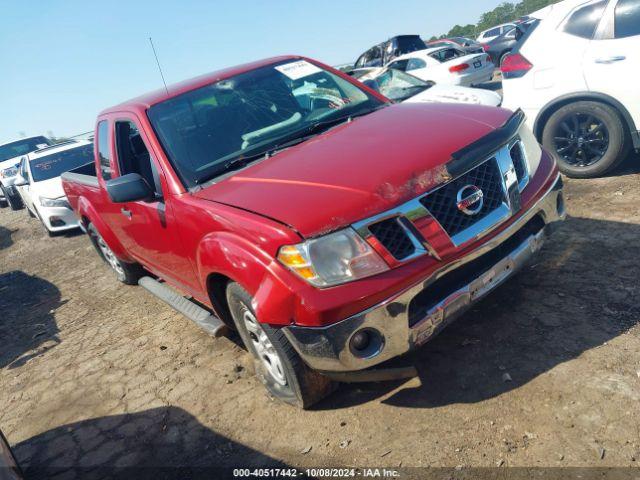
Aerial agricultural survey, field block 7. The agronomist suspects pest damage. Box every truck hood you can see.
[194,103,512,238]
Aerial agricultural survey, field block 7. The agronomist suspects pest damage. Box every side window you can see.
[615,0,640,38]
[406,58,427,70]
[355,53,367,68]
[484,28,500,38]
[563,0,607,38]
[114,120,161,196]
[388,59,409,71]
[97,121,112,180]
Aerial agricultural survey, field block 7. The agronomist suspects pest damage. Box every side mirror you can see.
[515,28,524,40]
[105,173,153,203]
[13,174,28,187]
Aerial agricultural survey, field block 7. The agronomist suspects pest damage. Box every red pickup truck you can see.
[62,56,565,408]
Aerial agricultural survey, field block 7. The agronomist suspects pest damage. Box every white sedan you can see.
[15,140,93,235]
[352,67,502,107]
[386,46,495,87]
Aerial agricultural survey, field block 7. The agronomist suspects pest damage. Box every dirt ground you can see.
[1,153,639,479]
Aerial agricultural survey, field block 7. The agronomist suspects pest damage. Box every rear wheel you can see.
[87,223,142,284]
[226,282,334,409]
[542,101,629,178]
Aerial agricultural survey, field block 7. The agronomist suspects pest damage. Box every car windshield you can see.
[0,137,50,163]
[367,69,429,102]
[147,59,384,186]
[30,144,94,182]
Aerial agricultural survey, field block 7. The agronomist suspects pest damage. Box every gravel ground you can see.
[1,153,639,479]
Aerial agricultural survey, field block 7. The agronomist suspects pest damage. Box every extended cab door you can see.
[583,0,640,128]
[105,117,199,293]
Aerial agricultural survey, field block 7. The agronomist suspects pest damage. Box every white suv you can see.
[501,0,640,177]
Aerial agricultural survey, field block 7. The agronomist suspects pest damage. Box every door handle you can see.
[121,207,132,219]
[595,56,626,64]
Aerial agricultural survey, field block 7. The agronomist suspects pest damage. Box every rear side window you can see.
[483,28,500,38]
[615,0,640,38]
[406,58,427,70]
[563,0,607,38]
[97,121,112,180]
[429,48,463,62]
[388,59,410,71]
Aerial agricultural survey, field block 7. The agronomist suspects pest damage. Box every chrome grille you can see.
[419,159,505,237]
[509,140,527,185]
[368,218,415,260]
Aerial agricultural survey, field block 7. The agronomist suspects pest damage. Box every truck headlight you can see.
[40,196,69,208]
[277,228,389,287]
[0,166,18,178]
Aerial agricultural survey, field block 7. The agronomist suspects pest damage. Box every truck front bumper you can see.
[283,174,565,373]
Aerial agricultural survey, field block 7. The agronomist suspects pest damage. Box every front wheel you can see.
[542,101,629,178]
[87,223,142,285]
[226,282,335,408]
[1,185,23,211]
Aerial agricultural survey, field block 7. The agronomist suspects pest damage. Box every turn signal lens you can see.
[277,228,389,288]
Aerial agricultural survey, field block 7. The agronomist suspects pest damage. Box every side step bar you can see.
[138,276,227,338]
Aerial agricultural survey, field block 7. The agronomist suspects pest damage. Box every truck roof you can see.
[100,55,300,116]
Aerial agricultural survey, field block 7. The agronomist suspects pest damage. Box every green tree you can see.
[427,0,560,40]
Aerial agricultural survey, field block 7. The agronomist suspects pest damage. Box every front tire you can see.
[226,282,335,408]
[87,223,142,285]
[1,185,23,211]
[542,101,629,178]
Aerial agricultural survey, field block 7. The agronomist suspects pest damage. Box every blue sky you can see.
[0,0,500,143]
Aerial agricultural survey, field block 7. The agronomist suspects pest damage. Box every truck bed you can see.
[61,161,98,187]
[61,161,100,214]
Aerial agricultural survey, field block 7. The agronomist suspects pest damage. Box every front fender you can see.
[196,231,298,326]
[76,197,133,262]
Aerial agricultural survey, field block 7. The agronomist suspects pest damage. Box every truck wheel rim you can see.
[553,113,609,167]
[96,235,124,276]
[241,306,287,386]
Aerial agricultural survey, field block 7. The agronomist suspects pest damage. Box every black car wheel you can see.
[0,184,24,211]
[542,101,629,178]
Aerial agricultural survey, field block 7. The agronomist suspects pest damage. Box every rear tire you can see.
[542,101,629,178]
[226,282,335,409]
[87,223,142,285]
[1,184,23,211]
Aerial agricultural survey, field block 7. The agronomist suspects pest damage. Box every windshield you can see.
[369,69,429,102]
[147,60,384,186]
[30,144,94,182]
[0,136,50,163]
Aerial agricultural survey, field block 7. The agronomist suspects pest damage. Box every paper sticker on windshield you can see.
[275,60,321,80]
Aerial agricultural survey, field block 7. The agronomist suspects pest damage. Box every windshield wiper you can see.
[195,104,388,186]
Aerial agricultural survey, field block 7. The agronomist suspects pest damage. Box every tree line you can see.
[429,0,560,40]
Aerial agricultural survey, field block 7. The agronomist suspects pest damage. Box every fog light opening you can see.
[349,328,384,359]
